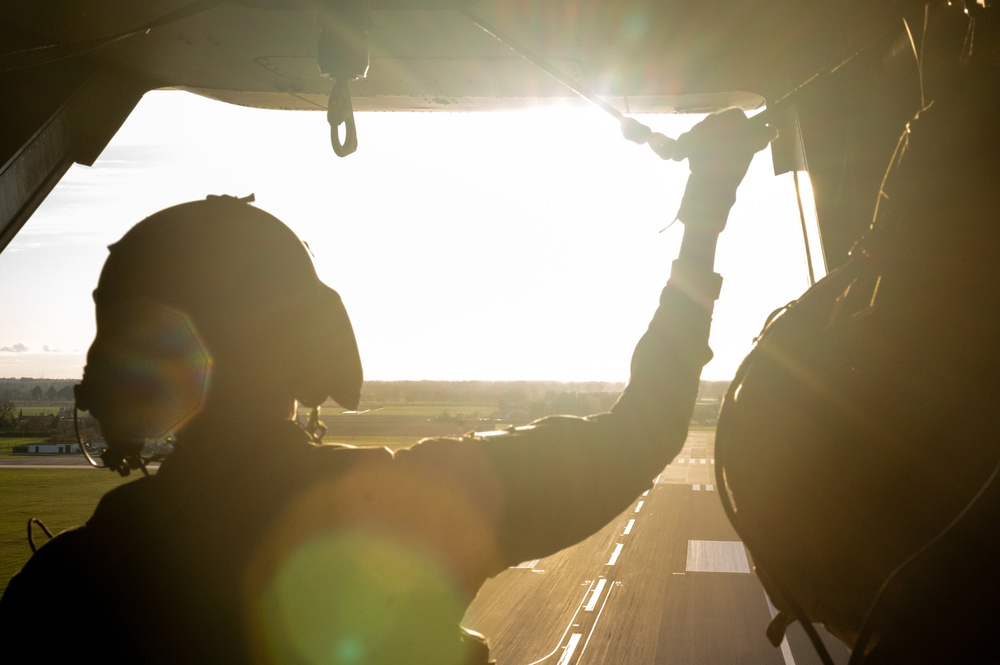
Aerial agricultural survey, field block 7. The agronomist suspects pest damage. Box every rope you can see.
[455,5,874,162]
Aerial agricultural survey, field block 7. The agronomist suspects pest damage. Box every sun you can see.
[1,92,816,382]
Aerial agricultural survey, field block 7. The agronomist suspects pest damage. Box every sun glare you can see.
[0,91,812,382]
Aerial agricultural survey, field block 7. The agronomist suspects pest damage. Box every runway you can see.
[0,456,97,469]
[463,430,850,665]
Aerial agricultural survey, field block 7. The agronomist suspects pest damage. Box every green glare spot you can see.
[258,530,469,665]
[336,637,363,663]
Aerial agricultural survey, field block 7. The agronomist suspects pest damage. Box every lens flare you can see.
[96,301,212,438]
[255,530,468,665]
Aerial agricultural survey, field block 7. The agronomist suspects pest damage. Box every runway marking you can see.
[685,540,751,573]
[514,559,540,569]
[693,484,701,491]
[577,581,617,663]
[764,594,798,665]
[678,458,687,464]
[706,484,714,492]
[634,500,644,513]
[524,580,599,665]
[584,578,607,611]
[606,543,624,566]
[642,490,649,496]
[700,458,707,465]
[557,633,582,665]
[623,519,635,535]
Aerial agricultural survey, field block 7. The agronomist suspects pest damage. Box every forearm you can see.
[476,226,728,566]
[605,111,772,468]
[477,111,774,565]
[607,226,724,471]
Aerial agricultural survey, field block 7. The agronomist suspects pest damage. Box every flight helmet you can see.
[75,196,363,463]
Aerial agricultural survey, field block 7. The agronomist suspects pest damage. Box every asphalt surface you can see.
[0,455,97,469]
[463,430,851,665]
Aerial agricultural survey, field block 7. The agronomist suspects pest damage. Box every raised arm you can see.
[396,110,776,572]
[608,108,778,474]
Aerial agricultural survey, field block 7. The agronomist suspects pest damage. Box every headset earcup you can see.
[294,286,363,410]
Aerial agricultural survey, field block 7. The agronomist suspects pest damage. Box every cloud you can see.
[42,345,62,353]
[0,343,29,353]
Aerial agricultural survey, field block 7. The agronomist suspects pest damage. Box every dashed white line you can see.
[584,578,607,611]
[623,519,635,535]
[524,581,596,665]
[606,543,624,566]
[525,581,594,665]
[634,501,644,513]
[764,595,798,665]
[693,484,701,491]
[557,633,583,665]
[577,581,616,663]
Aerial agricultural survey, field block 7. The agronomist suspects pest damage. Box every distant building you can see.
[12,442,81,454]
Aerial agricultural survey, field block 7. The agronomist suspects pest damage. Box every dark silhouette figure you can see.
[0,112,772,664]
[716,6,1000,663]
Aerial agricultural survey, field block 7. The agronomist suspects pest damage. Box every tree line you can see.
[0,378,76,402]
[0,378,733,428]
[354,379,731,423]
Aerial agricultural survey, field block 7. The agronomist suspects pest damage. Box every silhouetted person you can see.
[0,112,772,664]
[716,5,1000,663]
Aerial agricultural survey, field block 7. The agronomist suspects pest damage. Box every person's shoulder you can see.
[2,477,158,605]
[7,525,90,577]
[294,440,396,479]
[89,474,159,526]
[0,526,93,627]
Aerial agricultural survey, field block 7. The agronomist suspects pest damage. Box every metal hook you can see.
[328,78,358,157]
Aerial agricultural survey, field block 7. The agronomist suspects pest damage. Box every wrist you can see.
[666,257,724,311]
[676,175,739,232]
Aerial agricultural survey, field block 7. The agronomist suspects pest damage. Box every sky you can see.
[0,91,819,382]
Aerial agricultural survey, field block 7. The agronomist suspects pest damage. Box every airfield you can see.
[1,430,847,664]
[462,430,849,665]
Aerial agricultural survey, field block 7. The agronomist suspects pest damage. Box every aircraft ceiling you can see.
[4,0,898,112]
[1,0,930,262]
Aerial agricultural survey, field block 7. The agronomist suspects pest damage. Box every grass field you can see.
[0,436,414,593]
[0,468,125,593]
[326,404,497,418]
[11,406,66,416]
[320,435,421,449]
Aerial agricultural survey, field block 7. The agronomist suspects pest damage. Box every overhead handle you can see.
[328,78,358,157]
